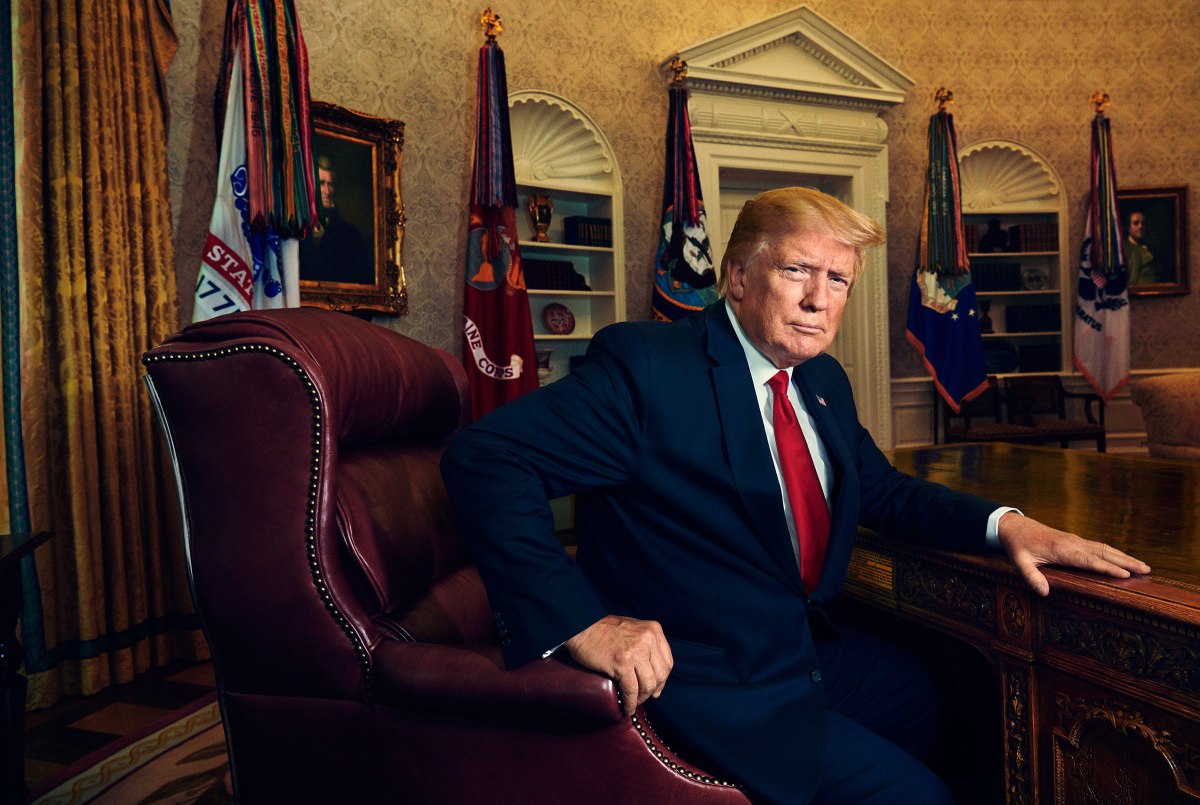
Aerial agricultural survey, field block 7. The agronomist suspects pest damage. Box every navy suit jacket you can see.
[441,302,998,803]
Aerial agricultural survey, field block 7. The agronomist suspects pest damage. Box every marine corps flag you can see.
[461,9,538,418]
[905,91,987,412]
[652,59,718,321]
[193,0,317,321]
[1073,95,1130,401]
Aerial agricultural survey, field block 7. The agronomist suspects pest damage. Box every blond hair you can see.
[717,187,885,296]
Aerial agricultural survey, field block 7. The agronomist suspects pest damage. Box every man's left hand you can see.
[997,512,1151,596]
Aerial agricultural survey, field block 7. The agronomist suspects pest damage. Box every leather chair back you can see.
[144,308,479,701]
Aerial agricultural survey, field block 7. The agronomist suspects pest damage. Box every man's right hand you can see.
[564,615,673,717]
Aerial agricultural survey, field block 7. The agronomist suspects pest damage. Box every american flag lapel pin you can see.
[816,395,827,407]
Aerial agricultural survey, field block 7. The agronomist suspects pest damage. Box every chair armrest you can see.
[1062,388,1105,424]
[373,641,623,726]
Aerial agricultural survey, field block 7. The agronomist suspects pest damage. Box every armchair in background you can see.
[1130,373,1200,461]
[142,309,747,804]
[940,376,1041,446]
[1003,375,1107,452]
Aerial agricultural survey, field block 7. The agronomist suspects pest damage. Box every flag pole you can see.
[905,86,987,412]
[652,55,718,320]
[481,6,502,40]
[1073,90,1131,401]
[934,86,953,111]
[460,6,540,417]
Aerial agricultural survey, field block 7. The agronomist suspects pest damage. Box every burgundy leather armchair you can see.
[143,309,747,803]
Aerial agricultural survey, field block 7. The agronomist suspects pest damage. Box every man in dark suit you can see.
[441,188,1148,804]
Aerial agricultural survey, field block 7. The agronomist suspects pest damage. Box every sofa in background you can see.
[1130,372,1200,461]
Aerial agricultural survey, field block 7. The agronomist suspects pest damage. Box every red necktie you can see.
[767,370,830,591]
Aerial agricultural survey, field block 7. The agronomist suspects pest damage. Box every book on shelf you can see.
[972,262,1023,292]
[968,221,1059,253]
[1004,304,1061,333]
[1007,222,1058,252]
[563,216,612,248]
[1017,343,1060,372]
[524,258,591,291]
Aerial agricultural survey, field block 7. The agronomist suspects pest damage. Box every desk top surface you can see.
[890,444,1200,595]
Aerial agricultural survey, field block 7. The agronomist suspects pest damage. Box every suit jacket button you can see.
[811,670,822,683]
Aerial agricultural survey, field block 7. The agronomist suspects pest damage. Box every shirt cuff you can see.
[986,506,1023,549]
[542,640,566,659]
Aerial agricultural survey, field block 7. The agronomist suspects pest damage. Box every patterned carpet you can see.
[23,661,230,804]
[29,693,230,804]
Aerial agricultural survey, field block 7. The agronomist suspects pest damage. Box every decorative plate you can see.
[1021,266,1048,291]
[542,303,576,335]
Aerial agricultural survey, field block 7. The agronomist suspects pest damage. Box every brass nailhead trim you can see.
[145,344,374,698]
[630,713,738,789]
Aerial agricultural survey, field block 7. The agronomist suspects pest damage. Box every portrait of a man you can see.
[1125,210,1163,285]
[299,141,375,286]
[1117,186,1188,296]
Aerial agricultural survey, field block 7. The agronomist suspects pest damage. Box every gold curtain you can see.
[14,0,207,709]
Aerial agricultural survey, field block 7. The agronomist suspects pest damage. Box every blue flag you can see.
[905,108,987,412]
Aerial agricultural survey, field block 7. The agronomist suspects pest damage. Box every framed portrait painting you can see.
[300,101,407,315]
[1117,185,1189,297]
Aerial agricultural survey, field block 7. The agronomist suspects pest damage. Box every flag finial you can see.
[1091,91,1112,117]
[934,87,954,112]
[481,7,502,41]
[668,56,688,84]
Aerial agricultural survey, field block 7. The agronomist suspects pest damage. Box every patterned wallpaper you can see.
[165,0,1200,377]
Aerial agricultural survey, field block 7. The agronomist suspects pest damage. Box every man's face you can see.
[1128,212,1145,242]
[318,167,337,209]
[726,227,856,369]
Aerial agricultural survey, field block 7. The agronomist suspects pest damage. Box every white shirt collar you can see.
[724,299,794,393]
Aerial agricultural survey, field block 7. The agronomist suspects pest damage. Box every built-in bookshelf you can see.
[960,140,1071,375]
[509,90,624,387]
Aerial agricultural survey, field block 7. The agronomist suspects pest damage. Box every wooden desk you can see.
[844,444,1200,805]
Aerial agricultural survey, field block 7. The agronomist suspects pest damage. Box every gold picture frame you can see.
[1118,185,1189,298]
[300,101,407,315]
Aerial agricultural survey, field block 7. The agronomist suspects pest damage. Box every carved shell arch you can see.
[509,90,617,192]
[959,139,1064,213]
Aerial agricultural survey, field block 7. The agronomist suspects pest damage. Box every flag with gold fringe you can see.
[193,0,317,321]
[652,61,717,321]
[1073,97,1130,400]
[460,9,539,418]
[905,93,986,413]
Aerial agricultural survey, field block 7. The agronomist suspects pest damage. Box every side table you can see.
[1,531,51,805]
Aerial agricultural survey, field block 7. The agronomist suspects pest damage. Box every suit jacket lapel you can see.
[705,305,805,595]
[791,362,856,598]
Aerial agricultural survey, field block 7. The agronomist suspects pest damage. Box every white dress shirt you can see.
[724,302,1010,554]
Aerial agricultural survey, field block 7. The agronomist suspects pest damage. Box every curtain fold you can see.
[12,0,207,710]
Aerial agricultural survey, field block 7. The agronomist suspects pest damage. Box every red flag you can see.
[460,22,538,418]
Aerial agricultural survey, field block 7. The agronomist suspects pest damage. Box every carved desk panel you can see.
[845,444,1200,804]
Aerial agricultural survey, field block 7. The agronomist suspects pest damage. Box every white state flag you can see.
[1073,207,1131,400]
[193,51,299,321]
[1073,118,1131,402]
